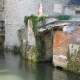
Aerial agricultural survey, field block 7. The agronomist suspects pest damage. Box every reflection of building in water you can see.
[53,68,80,80]
[53,68,67,80]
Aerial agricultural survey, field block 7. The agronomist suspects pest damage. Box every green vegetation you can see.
[19,45,23,53]
[57,15,71,20]
[23,14,47,62]
[67,49,80,74]
[24,14,47,32]
[31,46,39,62]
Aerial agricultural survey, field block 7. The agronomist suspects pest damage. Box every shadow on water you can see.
[67,71,80,80]
[0,43,4,51]
[24,59,80,80]
[24,61,53,80]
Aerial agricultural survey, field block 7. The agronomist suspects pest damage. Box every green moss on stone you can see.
[19,45,23,53]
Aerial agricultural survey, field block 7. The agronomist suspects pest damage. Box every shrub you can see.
[57,15,71,20]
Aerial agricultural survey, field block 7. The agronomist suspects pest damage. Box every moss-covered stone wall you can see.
[67,43,80,74]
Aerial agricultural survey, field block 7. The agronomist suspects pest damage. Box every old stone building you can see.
[0,0,80,49]
[3,0,70,49]
[38,21,80,73]
[1,0,80,73]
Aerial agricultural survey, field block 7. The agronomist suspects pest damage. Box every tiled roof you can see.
[68,0,80,6]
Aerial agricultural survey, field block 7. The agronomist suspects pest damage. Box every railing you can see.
[0,21,5,31]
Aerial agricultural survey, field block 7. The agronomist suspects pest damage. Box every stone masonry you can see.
[3,0,69,49]
[53,31,68,68]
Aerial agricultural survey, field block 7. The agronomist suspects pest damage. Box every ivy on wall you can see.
[24,14,47,32]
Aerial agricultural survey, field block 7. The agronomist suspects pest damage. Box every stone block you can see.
[53,54,67,68]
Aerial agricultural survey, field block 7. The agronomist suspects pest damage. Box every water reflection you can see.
[53,68,67,80]
[67,72,80,80]
[0,50,80,80]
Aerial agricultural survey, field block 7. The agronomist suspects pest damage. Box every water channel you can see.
[0,50,80,80]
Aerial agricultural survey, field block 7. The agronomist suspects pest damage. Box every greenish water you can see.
[0,50,80,80]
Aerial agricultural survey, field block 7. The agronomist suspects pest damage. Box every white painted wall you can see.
[65,7,75,16]
[4,0,41,49]
[65,6,80,18]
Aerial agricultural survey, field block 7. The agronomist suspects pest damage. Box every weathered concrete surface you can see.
[69,28,80,43]
[4,0,41,49]
[65,6,80,18]
[68,43,80,73]
[52,22,80,73]
[69,43,80,55]
[21,28,27,55]
[21,20,36,60]
[21,19,53,62]
[53,31,69,68]
[53,31,69,56]
[43,32,53,61]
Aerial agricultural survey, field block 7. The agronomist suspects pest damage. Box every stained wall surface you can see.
[4,0,69,48]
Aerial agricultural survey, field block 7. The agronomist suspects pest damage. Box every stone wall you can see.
[43,32,53,61]
[20,20,36,60]
[53,31,69,68]
[4,0,70,49]
[68,43,80,73]
[65,6,80,17]
[4,0,41,49]
[53,22,80,73]
[69,28,80,43]
[67,27,80,73]
[20,19,53,62]
[41,0,69,16]
[20,27,27,55]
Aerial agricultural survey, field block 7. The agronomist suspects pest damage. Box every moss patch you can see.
[36,36,45,60]
[19,45,23,53]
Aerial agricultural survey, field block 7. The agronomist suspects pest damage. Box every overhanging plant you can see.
[24,14,47,32]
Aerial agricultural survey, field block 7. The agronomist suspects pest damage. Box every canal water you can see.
[0,50,80,80]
